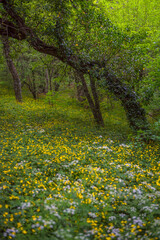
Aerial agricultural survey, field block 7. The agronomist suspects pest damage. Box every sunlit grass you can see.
[0,88,160,240]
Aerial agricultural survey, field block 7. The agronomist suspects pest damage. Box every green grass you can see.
[0,88,160,240]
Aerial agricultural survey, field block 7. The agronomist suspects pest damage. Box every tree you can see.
[0,0,149,130]
[2,36,22,102]
[74,70,86,103]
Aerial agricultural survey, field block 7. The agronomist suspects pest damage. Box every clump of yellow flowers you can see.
[0,90,159,239]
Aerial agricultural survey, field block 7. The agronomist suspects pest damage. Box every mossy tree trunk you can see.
[103,71,149,131]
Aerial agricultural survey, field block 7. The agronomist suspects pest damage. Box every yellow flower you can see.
[9,195,19,200]
[22,230,27,234]
[17,222,22,228]
[32,216,37,221]
[3,212,8,217]
[110,233,116,237]
[0,204,2,208]
[156,177,160,186]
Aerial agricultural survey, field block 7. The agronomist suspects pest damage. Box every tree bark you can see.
[2,36,22,102]
[78,72,104,126]
[45,69,49,93]
[54,81,60,92]
[89,75,104,126]
[49,69,52,91]
[46,68,54,91]
[23,76,37,100]
[32,71,37,99]
[74,70,86,102]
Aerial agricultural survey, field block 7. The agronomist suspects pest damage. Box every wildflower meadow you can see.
[0,89,160,240]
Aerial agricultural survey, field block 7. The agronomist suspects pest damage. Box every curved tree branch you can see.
[0,18,26,40]
[0,0,104,72]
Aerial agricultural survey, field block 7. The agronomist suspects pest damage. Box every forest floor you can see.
[0,88,160,240]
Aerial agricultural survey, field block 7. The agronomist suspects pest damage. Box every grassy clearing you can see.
[0,88,160,240]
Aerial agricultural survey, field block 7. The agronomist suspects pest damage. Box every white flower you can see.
[132,217,143,227]
[130,207,136,212]
[119,213,126,218]
[45,204,57,211]
[63,208,75,214]
[54,212,61,218]
[3,228,18,237]
[18,202,31,209]
[97,146,113,152]
[88,212,97,218]
[109,216,116,221]
[120,144,130,148]
[39,129,45,133]
[69,160,79,165]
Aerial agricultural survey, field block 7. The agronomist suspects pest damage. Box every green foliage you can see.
[153,119,160,135]
[45,91,59,108]
[96,0,160,101]
[100,0,160,32]
[133,129,160,145]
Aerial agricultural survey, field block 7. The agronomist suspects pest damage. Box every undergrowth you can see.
[0,87,160,240]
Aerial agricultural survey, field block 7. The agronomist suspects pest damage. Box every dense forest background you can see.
[0,1,160,239]
[0,0,160,136]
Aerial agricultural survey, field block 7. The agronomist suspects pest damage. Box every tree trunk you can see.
[47,68,54,92]
[74,70,86,102]
[103,71,149,131]
[49,71,52,91]
[89,75,104,126]
[45,69,49,93]
[32,71,37,99]
[78,71,104,126]
[2,36,22,102]
[54,81,60,92]
[23,77,37,100]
